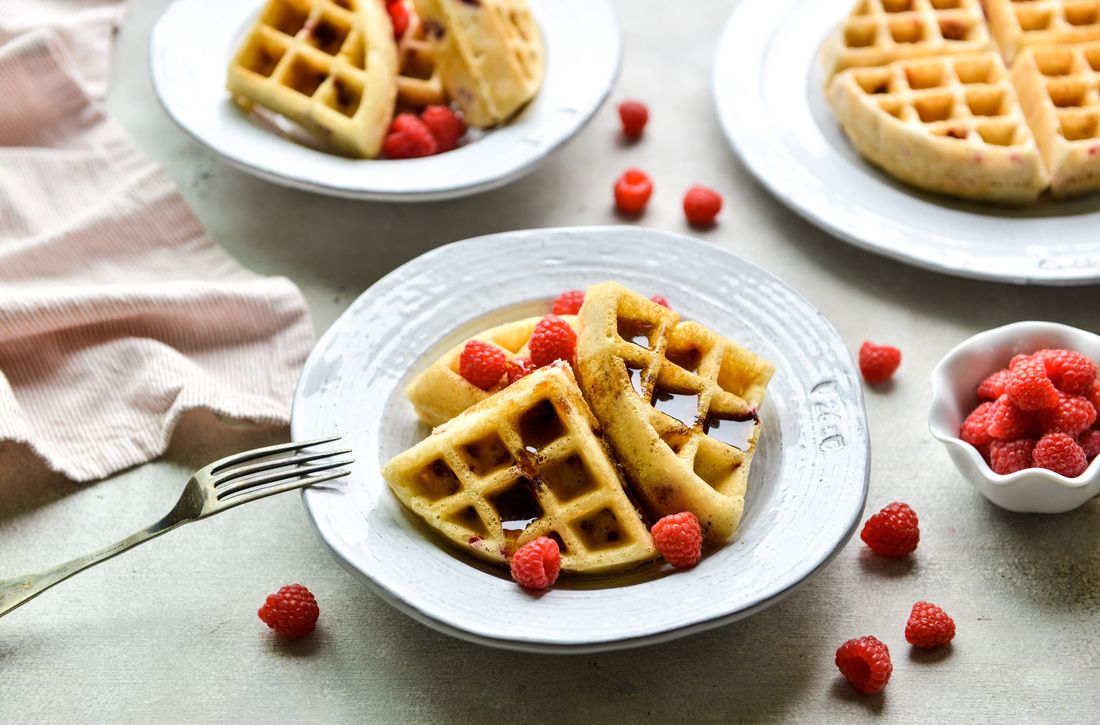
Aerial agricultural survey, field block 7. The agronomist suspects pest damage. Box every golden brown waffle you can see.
[396,2,447,108]
[406,315,579,428]
[1011,43,1100,195]
[828,52,1049,201]
[574,283,775,544]
[410,0,545,127]
[227,0,397,158]
[382,363,658,574]
[825,0,991,74]
[985,0,1100,63]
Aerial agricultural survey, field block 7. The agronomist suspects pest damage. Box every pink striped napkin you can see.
[0,17,315,481]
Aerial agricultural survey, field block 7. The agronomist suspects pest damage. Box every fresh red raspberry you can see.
[650,294,670,308]
[1079,429,1100,460]
[987,395,1034,441]
[613,168,653,214]
[976,369,1010,400]
[506,356,537,384]
[989,438,1035,475]
[1032,432,1088,478]
[959,401,995,446]
[1087,378,1100,416]
[905,601,956,649]
[420,105,465,152]
[682,185,723,226]
[1009,353,1032,369]
[258,584,319,638]
[1004,357,1060,411]
[1035,349,1098,394]
[651,512,703,568]
[383,113,437,159]
[835,636,892,694]
[551,290,585,315]
[1037,392,1096,437]
[458,340,507,390]
[860,501,919,557]
[618,100,649,139]
[510,536,561,590]
[858,342,901,384]
[975,442,992,463]
[529,315,577,367]
[387,0,409,37]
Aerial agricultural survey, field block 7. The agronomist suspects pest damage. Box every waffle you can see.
[1011,43,1100,196]
[985,0,1100,63]
[574,283,775,544]
[396,1,447,108]
[406,315,579,428]
[829,53,1049,202]
[382,363,658,574]
[227,0,398,158]
[409,0,545,127]
[825,0,992,75]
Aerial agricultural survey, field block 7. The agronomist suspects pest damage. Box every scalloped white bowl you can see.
[929,321,1100,513]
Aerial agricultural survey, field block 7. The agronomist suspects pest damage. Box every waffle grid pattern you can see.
[986,0,1100,60]
[1020,43,1100,142]
[396,4,446,108]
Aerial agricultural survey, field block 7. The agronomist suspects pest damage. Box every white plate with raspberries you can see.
[151,0,620,201]
[713,0,1100,286]
[291,226,870,653]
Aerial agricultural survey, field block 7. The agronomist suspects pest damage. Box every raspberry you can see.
[613,168,653,214]
[510,536,561,590]
[551,289,585,315]
[1004,357,1060,411]
[1032,432,1088,478]
[650,294,670,308]
[383,113,437,159]
[976,369,1010,400]
[387,0,409,37]
[987,395,1034,440]
[1079,429,1100,460]
[1037,392,1096,437]
[618,100,648,139]
[1087,379,1100,416]
[420,105,465,153]
[458,340,507,390]
[258,584,319,638]
[651,512,703,568]
[1035,348,1098,394]
[506,356,537,384]
[989,438,1035,475]
[975,442,992,463]
[835,636,892,694]
[1009,353,1032,369]
[905,601,956,649]
[529,315,577,367]
[858,342,901,384]
[959,401,995,447]
[682,185,723,226]
[860,501,919,557]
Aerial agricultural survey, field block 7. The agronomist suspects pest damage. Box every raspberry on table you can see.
[387,0,410,37]
[682,186,723,227]
[506,356,537,385]
[1078,429,1100,460]
[1004,357,1060,411]
[458,340,507,390]
[987,395,1034,441]
[529,315,577,367]
[551,290,585,316]
[651,512,703,569]
[510,536,561,590]
[1037,392,1096,437]
[990,438,1035,475]
[860,501,919,557]
[835,636,892,694]
[858,342,901,384]
[383,113,437,159]
[1035,349,1098,394]
[650,294,670,309]
[905,601,956,649]
[959,401,995,447]
[258,584,319,638]
[976,369,1010,400]
[618,100,649,139]
[1032,432,1088,478]
[613,168,653,214]
[420,105,465,153]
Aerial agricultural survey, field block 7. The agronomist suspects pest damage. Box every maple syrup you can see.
[617,318,655,349]
[652,387,701,426]
[489,478,543,536]
[518,400,565,452]
[703,412,758,451]
[626,363,647,397]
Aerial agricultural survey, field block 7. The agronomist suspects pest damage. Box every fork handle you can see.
[0,514,181,619]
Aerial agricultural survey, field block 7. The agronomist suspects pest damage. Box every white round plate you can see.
[150,0,619,201]
[713,0,1100,285]
[292,226,870,653]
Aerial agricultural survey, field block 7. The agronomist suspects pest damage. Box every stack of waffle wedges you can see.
[383,283,776,575]
[227,0,545,158]
[825,0,1100,201]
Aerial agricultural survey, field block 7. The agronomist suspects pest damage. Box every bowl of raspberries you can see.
[929,321,1100,513]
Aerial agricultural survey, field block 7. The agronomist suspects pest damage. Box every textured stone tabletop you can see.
[2,0,1098,722]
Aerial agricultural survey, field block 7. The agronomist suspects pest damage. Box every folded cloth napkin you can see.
[0,26,315,481]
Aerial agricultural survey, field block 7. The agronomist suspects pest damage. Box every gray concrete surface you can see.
[2,0,1099,721]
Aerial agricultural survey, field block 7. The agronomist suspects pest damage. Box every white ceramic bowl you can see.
[929,321,1100,513]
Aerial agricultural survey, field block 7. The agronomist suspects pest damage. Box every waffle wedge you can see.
[574,283,775,544]
[985,0,1100,63]
[396,1,447,108]
[383,363,658,574]
[409,0,545,127]
[227,0,398,158]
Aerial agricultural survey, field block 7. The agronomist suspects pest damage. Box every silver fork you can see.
[0,437,352,619]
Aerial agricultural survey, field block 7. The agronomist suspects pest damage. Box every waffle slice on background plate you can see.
[574,283,774,545]
[984,0,1100,63]
[226,0,397,158]
[382,363,658,574]
[395,1,447,108]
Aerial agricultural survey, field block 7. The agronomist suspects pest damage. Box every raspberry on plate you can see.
[506,356,537,385]
[458,340,507,390]
[618,100,648,139]
[551,289,585,316]
[420,105,465,153]
[613,168,653,214]
[383,113,437,159]
[258,584,319,638]
[835,636,892,694]
[959,401,995,447]
[905,601,956,649]
[682,185,723,227]
[976,369,1010,400]
[529,314,577,367]
[510,536,561,590]
[1037,392,1096,437]
[1004,357,1060,411]
[858,341,901,384]
[650,294,670,309]
[987,395,1034,441]
[989,438,1035,475]
[1035,348,1098,394]
[860,501,919,557]
[387,0,409,37]
[1032,432,1088,478]
[651,512,703,569]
